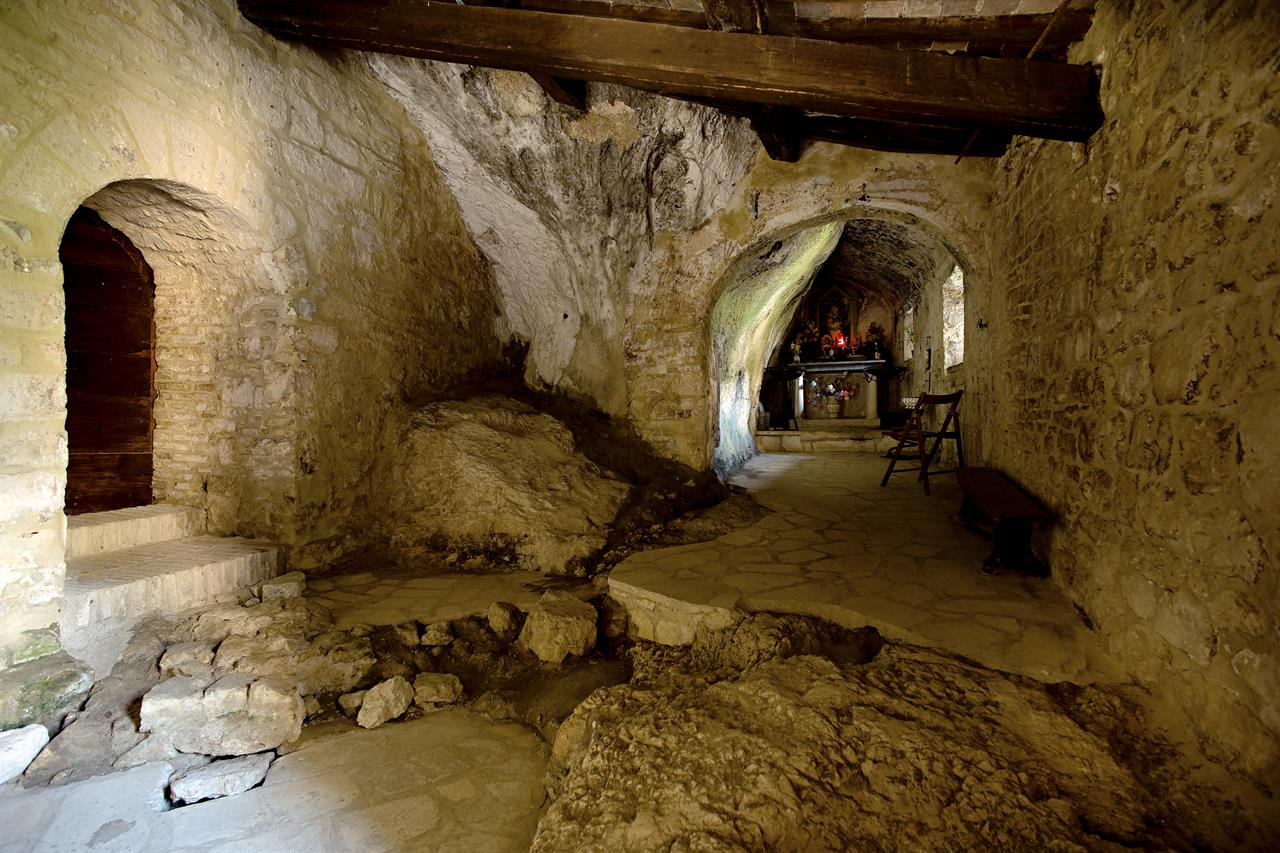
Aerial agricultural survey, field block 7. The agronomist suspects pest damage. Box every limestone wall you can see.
[976,0,1280,782]
[0,0,499,657]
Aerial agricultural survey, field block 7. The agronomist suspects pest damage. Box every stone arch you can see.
[704,206,968,474]
[65,178,297,539]
[623,154,989,473]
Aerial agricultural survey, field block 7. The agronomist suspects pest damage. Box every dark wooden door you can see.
[61,207,155,514]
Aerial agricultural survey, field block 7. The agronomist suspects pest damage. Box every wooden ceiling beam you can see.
[239,0,1103,142]
[498,0,1093,54]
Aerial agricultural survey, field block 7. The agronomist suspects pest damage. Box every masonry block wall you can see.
[0,0,499,659]
[977,0,1280,783]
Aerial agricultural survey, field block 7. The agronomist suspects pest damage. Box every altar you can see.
[762,358,892,427]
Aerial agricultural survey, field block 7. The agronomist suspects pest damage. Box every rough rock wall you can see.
[711,222,841,472]
[0,0,499,657]
[368,59,993,470]
[367,59,755,415]
[977,0,1280,784]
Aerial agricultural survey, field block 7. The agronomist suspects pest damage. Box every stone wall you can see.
[0,0,499,658]
[976,0,1280,784]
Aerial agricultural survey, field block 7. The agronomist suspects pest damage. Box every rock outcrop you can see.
[537,644,1175,851]
[381,396,631,573]
[140,674,304,756]
[413,673,464,708]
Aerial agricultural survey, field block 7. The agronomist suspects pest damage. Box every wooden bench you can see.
[956,467,1051,577]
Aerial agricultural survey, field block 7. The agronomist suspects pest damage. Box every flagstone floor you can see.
[610,453,1121,684]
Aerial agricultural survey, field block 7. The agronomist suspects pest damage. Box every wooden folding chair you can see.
[880,391,965,495]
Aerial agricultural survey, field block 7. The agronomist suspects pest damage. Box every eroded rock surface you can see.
[381,395,630,573]
[538,642,1181,851]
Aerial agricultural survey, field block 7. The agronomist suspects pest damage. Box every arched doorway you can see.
[60,206,156,513]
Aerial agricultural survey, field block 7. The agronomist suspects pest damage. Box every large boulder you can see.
[140,674,304,756]
[517,592,598,664]
[382,396,631,573]
[536,647,1172,851]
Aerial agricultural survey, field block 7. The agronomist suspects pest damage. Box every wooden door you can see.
[61,207,155,514]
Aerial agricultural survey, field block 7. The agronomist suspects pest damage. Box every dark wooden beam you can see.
[530,73,588,111]
[239,1,1104,142]
[500,0,1093,55]
[707,101,1010,158]
[750,109,807,162]
[702,0,767,34]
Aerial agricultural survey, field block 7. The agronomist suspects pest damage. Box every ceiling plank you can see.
[239,0,1104,142]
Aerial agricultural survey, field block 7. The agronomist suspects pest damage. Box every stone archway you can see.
[71,179,293,538]
[700,206,973,476]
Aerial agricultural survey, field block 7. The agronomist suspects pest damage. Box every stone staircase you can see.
[62,506,278,675]
[754,417,893,454]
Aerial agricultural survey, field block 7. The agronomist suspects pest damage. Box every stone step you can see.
[755,430,892,454]
[797,417,879,432]
[66,505,206,559]
[62,536,277,631]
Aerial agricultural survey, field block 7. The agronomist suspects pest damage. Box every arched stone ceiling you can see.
[814,218,955,308]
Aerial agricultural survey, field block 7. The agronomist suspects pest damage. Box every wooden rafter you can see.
[496,0,1095,56]
[239,0,1103,143]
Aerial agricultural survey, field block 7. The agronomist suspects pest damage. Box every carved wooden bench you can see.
[956,467,1051,577]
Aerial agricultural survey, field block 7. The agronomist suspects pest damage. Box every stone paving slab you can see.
[308,570,594,629]
[611,453,1123,684]
[0,711,547,853]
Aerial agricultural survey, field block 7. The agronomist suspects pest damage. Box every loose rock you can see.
[140,674,304,756]
[169,752,273,804]
[413,673,464,708]
[260,571,306,601]
[159,642,215,678]
[517,592,598,664]
[393,622,420,646]
[487,602,523,641]
[0,723,49,784]
[420,622,454,647]
[356,677,413,729]
[338,690,367,718]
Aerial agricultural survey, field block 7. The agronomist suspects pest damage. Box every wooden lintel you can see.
[530,73,588,111]
[239,1,1104,142]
